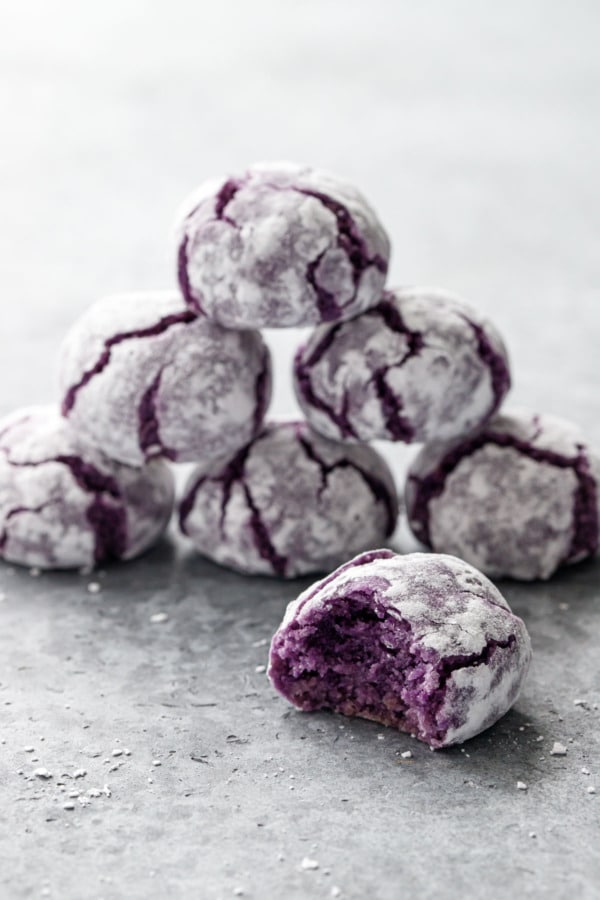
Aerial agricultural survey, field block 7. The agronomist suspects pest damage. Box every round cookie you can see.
[405,409,600,580]
[175,161,390,329]
[0,406,174,569]
[59,291,271,467]
[294,287,511,444]
[268,549,532,748]
[179,421,398,578]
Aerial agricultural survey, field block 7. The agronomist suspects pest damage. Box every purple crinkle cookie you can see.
[269,549,532,748]
[294,287,511,444]
[179,421,398,578]
[175,162,391,329]
[0,406,174,569]
[405,409,600,580]
[59,291,271,467]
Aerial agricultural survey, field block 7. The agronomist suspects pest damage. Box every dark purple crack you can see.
[295,295,425,441]
[86,496,128,563]
[62,310,197,416]
[178,235,203,314]
[270,591,518,747]
[372,369,414,442]
[296,433,397,536]
[293,187,387,322]
[214,178,243,225]
[461,315,511,415]
[137,370,177,462]
[408,431,599,562]
[0,449,127,563]
[179,435,289,576]
[241,482,287,576]
[294,343,359,440]
[304,251,341,320]
[252,348,271,436]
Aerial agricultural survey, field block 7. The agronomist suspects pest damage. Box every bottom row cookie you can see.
[406,409,600,580]
[0,406,174,569]
[179,421,398,578]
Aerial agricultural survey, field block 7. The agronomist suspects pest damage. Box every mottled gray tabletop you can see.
[1,2,599,898]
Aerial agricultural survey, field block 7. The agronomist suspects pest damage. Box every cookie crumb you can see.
[87,582,101,595]
[150,612,168,624]
[255,665,266,674]
[300,858,319,871]
[400,750,413,759]
[581,767,591,775]
[517,781,527,791]
[588,786,596,795]
[550,742,567,756]
[34,768,52,779]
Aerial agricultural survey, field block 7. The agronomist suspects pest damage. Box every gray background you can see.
[0,1,599,898]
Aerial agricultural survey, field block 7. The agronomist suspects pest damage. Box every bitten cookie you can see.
[269,549,531,748]
[175,162,390,329]
[0,406,174,569]
[405,409,600,580]
[294,287,511,444]
[59,291,271,467]
[179,421,398,578]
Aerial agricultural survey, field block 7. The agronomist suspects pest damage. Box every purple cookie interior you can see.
[270,584,516,749]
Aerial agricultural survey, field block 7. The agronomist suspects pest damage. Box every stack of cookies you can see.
[0,162,598,582]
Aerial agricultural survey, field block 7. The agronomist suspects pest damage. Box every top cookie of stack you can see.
[175,161,391,328]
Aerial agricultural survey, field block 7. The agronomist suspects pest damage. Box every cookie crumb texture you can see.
[406,409,600,580]
[179,421,398,578]
[294,287,510,444]
[59,291,271,467]
[0,406,174,569]
[176,162,390,329]
[269,550,531,747]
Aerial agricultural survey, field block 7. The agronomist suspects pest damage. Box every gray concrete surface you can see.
[0,1,599,898]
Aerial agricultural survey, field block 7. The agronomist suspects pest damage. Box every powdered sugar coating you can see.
[176,162,390,329]
[59,291,271,467]
[294,287,511,444]
[179,421,398,578]
[406,409,600,580]
[269,549,531,747]
[0,406,174,569]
